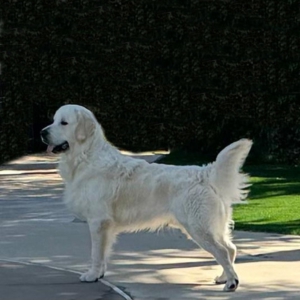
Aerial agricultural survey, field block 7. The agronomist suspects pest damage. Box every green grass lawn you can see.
[158,152,300,235]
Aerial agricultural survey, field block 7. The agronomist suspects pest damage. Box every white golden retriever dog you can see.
[41,104,252,292]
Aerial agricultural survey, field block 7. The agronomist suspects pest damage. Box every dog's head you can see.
[40,105,96,154]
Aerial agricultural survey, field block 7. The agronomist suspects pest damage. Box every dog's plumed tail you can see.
[210,139,253,205]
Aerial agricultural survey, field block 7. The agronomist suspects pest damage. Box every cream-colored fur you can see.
[41,104,252,292]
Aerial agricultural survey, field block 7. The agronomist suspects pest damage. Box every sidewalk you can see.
[1,153,300,299]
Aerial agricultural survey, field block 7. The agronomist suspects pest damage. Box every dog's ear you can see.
[75,110,96,142]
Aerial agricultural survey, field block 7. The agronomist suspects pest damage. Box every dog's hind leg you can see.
[185,226,239,292]
[215,238,237,284]
[80,219,116,282]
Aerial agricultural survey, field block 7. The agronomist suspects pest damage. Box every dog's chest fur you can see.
[58,160,91,221]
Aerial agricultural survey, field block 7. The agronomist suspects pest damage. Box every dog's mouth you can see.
[47,142,70,154]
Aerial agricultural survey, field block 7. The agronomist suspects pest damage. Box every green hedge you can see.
[2,0,299,165]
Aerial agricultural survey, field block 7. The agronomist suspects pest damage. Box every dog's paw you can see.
[223,278,239,292]
[80,270,100,283]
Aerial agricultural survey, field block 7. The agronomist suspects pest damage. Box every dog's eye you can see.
[61,121,68,126]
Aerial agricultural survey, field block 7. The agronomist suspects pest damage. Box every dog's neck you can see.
[58,125,119,183]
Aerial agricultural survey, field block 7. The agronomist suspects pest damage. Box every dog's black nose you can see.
[40,129,49,140]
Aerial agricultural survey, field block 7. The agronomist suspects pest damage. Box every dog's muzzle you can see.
[40,129,70,154]
[40,129,49,144]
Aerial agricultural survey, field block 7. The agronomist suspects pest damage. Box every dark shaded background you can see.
[1,0,299,165]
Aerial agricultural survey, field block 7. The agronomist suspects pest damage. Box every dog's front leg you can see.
[80,219,115,282]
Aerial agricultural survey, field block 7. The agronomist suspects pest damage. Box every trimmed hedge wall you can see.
[2,0,299,165]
